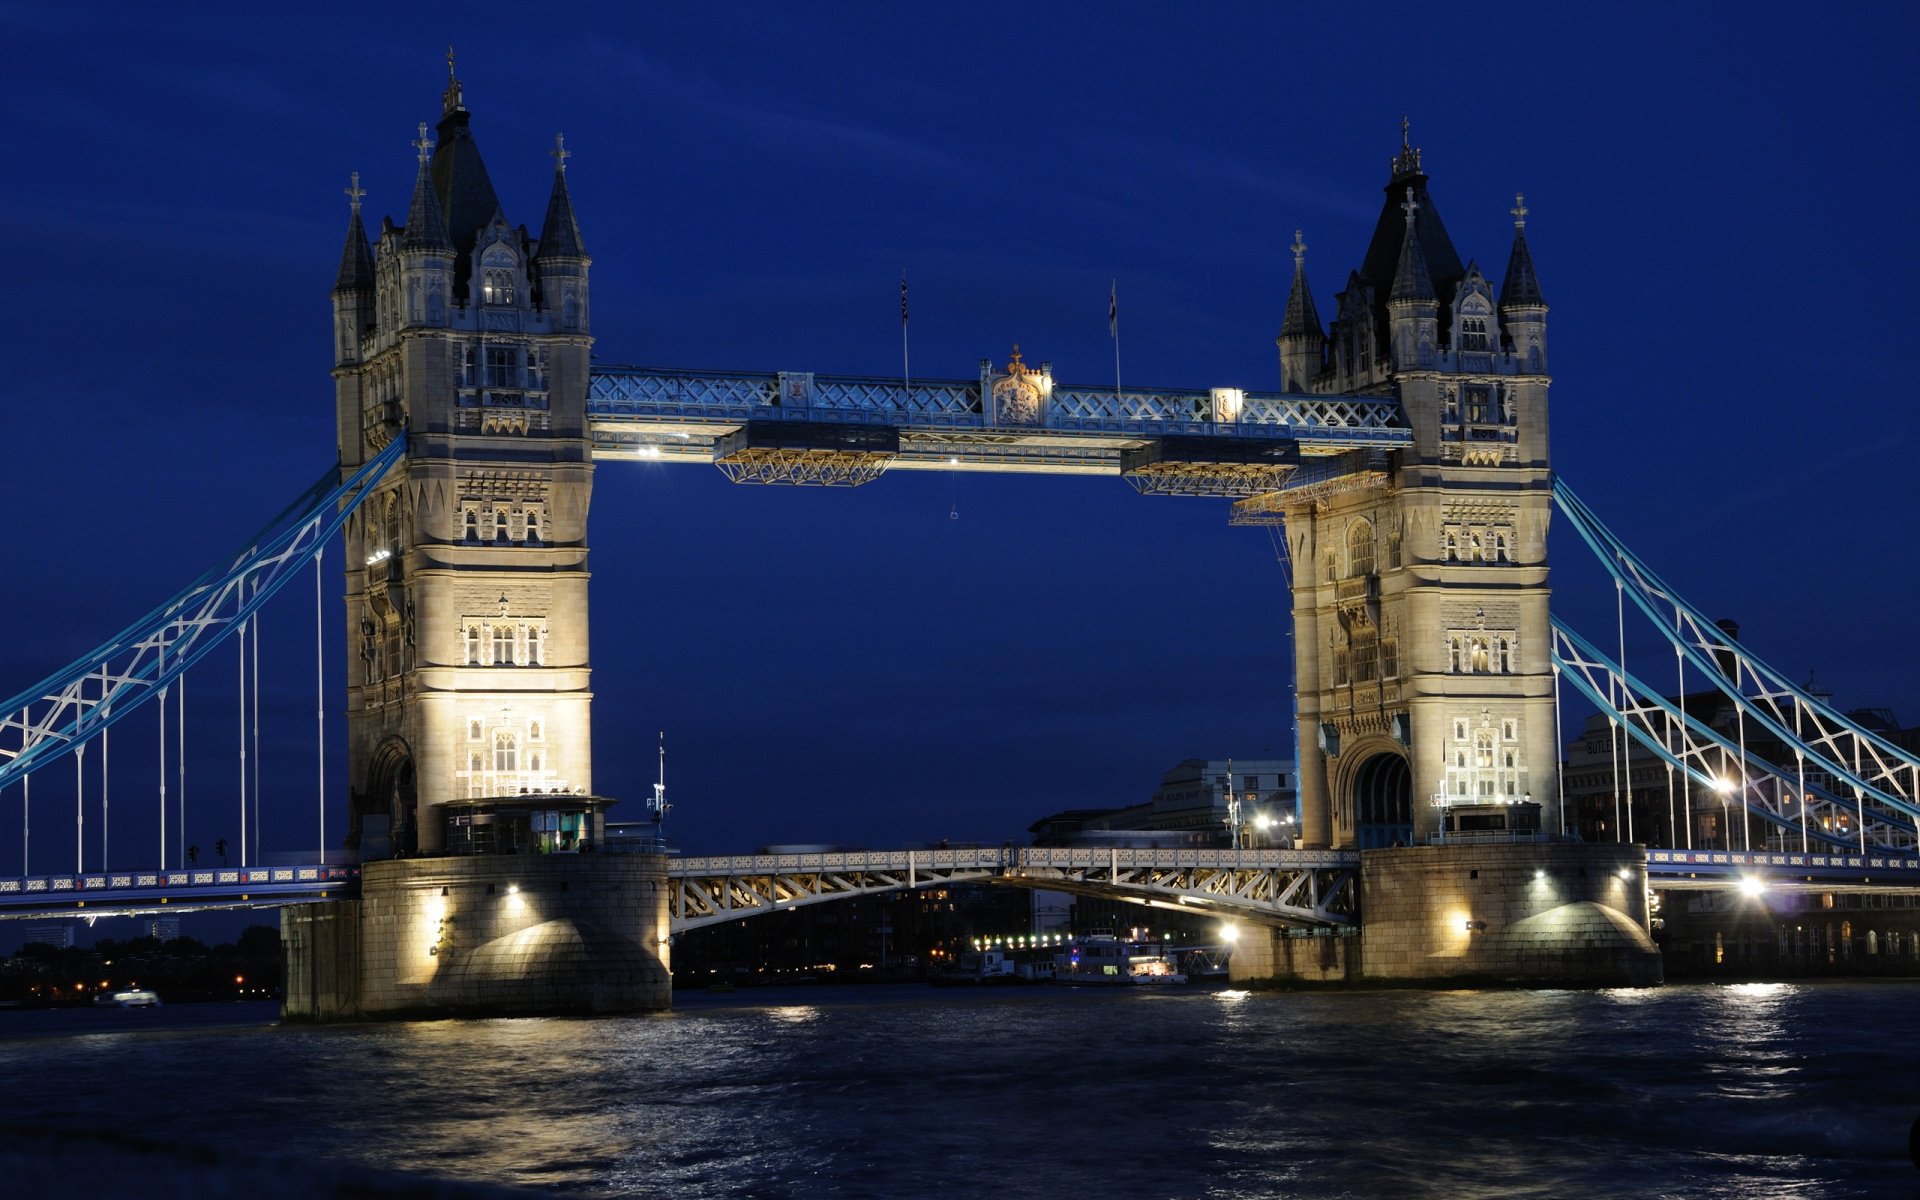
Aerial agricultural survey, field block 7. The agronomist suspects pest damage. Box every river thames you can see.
[1,980,1915,1198]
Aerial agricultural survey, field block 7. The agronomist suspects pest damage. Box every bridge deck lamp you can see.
[1738,876,1765,898]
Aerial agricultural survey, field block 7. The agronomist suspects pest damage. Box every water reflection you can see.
[1,983,1915,1198]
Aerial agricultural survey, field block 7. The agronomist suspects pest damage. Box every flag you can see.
[1108,279,1117,338]
[901,270,909,326]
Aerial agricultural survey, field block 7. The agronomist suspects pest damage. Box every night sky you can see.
[3,4,1916,883]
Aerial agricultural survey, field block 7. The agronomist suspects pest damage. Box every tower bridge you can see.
[6,69,1919,1015]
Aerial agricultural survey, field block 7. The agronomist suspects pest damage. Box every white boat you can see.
[1055,936,1188,986]
[111,989,162,1008]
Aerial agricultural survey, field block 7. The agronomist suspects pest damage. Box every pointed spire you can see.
[1390,187,1434,303]
[334,171,375,291]
[402,123,452,252]
[1499,192,1546,308]
[1280,228,1323,338]
[535,133,587,261]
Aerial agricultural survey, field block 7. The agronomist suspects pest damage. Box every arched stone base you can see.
[1234,842,1663,988]
[284,853,672,1020]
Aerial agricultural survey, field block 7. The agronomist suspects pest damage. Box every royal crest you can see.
[990,344,1044,426]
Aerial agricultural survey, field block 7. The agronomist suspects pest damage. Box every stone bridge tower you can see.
[329,66,595,858]
[1279,128,1552,851]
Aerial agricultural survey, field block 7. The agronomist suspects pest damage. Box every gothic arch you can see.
[365,735,419,857]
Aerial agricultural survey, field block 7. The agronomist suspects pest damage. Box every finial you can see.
[1290,229,1307,270]
[1391,117,1423,177]
[413,123,434,165]
[1401,186,1419,229]
[442,46,465,115]
[551,132,571,174]
[1511,192,1528,231]
[1008,344,1025,375]
[1401,115,1411,154]
[345,171,365,214]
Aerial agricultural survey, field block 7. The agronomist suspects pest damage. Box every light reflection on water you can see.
[1,981,1916,1198]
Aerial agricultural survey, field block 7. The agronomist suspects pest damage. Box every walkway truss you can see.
[1552,479,1920,857]
[0,438,408,794]
[588,366,1408,501]
[667,847,1359,933]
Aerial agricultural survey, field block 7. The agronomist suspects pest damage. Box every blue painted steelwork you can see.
[1551,619,1902,851]
[1552,477,1920,851]
[0,863,357,918]
[1645,847,1920,889]
[0,437,407,793]
[587,366,1409,482]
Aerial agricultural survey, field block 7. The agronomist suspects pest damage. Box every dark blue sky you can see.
[2,3,1916,874]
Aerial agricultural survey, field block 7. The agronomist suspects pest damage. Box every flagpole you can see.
[1109,278,1121,401]
[901,268,910,397]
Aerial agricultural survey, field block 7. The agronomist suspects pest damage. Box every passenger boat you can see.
[930,948,1020,985]
[1054,936,1188,986]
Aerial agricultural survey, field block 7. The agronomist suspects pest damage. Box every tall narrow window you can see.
[493,732,517,772]
[492,625,514,666]
[525,510,541,543]
[485,346,517,387]
[1347,520,1375,578]
[526,626,541,666]
[465,625,482,666]
[463,508,478,542]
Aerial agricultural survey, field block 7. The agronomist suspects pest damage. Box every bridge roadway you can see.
[0,865,355,921]
[4,845,1916,925]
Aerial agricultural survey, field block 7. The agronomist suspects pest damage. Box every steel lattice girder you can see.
[666,847,1359,932]
[1552,620,1914,851]
[1553,478,1920,845]
[0,438,409,791]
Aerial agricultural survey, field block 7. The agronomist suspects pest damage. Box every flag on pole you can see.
[1108,279,1117,338]
[901,269,909,326]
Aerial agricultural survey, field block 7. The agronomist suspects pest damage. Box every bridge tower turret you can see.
[1284,125,1556,851]
[1276,231,1326,393]
[333,66,597,859]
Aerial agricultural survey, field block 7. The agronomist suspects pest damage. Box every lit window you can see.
[468,719,483,741]
[526,627,541,666]
[493,732,517,772]
[492,625,514,666]
[483,268,516,306]
[465,626,482,666]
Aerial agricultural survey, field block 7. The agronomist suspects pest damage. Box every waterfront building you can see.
[1028,757,1297,847]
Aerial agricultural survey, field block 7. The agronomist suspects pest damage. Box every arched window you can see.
[1474,731,1495,769]
[493,731,517,773]
[465,626,482,666]
[463,508,478,542]
[526,626,542,666]
[492,625,514,665]
[525,510,541,544]
[1347,520,1375,578]
[1470,638,1491,673]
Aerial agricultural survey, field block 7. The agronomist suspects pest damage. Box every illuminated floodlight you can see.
[1738,876,1765,898]
[1711,778,1733,794]
[1219,923,1240,944]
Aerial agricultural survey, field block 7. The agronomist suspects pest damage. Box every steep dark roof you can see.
[401,152,451,253]
[430,105,502,258]
[534,166,587,261]
[1499,226,1546,309]
[1279,250,1323,340]
[1389,205,1435,304]
[333,207,374,292]
[1358,170,1462,328]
